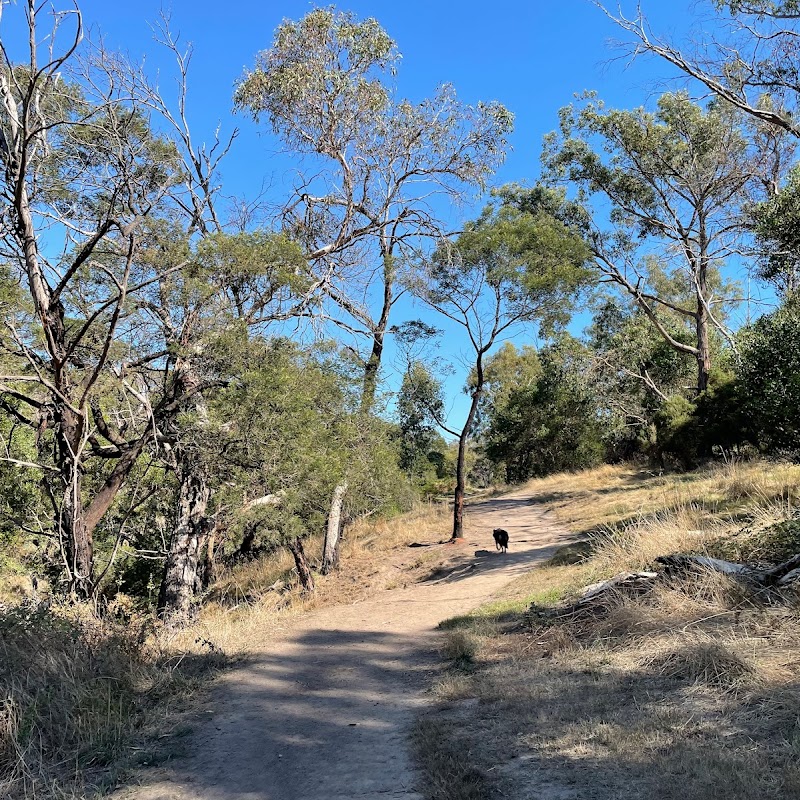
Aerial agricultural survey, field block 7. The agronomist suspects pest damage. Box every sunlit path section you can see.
[118,491,575,800]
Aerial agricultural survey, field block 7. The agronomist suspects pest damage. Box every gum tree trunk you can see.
[157,470,211,618]
[695,249,711,394]
[452,354,486,540]
[54,404,93,599]
[321,482,348,575]
[359,251,395,413]
[201,523,218,589]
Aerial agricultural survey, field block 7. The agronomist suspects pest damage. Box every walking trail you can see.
[121,490,575,800]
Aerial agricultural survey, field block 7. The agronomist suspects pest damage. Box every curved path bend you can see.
[121,490,574,800]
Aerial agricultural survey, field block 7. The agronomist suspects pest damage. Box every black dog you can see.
[492,528,509,553]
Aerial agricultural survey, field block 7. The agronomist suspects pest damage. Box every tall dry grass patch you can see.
[0,603,221,799]
[590,504,717,572]
[525,459,800,537]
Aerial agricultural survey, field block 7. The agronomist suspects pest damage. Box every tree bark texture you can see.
[201,524,218,590]
[158,470,211,618]
[695,260,711,394]
[359,250,395,413]
[360,334,384,413]
[288,537,315,593]
[321,482,348,575]
[54,404,92,598]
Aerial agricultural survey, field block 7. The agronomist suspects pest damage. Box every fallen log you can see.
[535,571,659,619]
[655,554,766,584]
[777,567,800,587]
[534,550,800,621]
[656,552,800,587]
[578,571,660,602]
[763,552,800,583]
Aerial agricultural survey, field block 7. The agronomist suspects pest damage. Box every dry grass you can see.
[417,459,800,800]
[440,630,479,668]
[412,715,491,800]
[0,603,222,800]
[643,635,756,689]
[526,459,800,536]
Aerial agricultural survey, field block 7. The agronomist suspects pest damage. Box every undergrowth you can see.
[0,602,224,799]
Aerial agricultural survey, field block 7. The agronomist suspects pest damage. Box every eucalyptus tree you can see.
[135,230,308,616]
[396,361,447,482]
[738,298,800,454]
[484,337,605,481]
[234,8,513,412]
[606,2,800,140]
[0,1,306,607]
[752,166,800,297]
[585,298,699,459]
[195,339,410,592]
[408,195,590,539]
[543,91,761,393]
[0,0,196,598]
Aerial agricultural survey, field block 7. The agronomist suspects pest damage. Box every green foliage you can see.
[653,395,699,467]
[480,343,542,401]
[650,368,753,467]
[471,342,542,434]
[396,363,448,485]
[192,230,309,299]
[752,166,800,297]
[588,298,695,460]
[737,300,800,455]
[452,194,593,334]
[234,7,512,189]
[711,515,800,565]
[206,339,413,559]
[716,1,800,19]
[0,419,41,545]
[485,337,605,481]
[545,92,750,235]
[544,91,753,392]
[234,8,398,133]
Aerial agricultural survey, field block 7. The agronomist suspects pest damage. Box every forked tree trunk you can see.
[288,537,315,593]
[321,482,348,575]
[158,470,211,618]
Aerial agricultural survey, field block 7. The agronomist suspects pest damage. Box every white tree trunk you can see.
[321,482,348,575]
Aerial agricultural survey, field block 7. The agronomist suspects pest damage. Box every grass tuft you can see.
[644,636,756,689]
[412,716,491,800]
[441,630,479,669]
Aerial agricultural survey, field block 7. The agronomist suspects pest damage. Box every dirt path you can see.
[121,491,575,800]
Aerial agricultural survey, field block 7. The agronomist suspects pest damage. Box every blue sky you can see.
[72,0,694,202]
[19,1,724,424]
